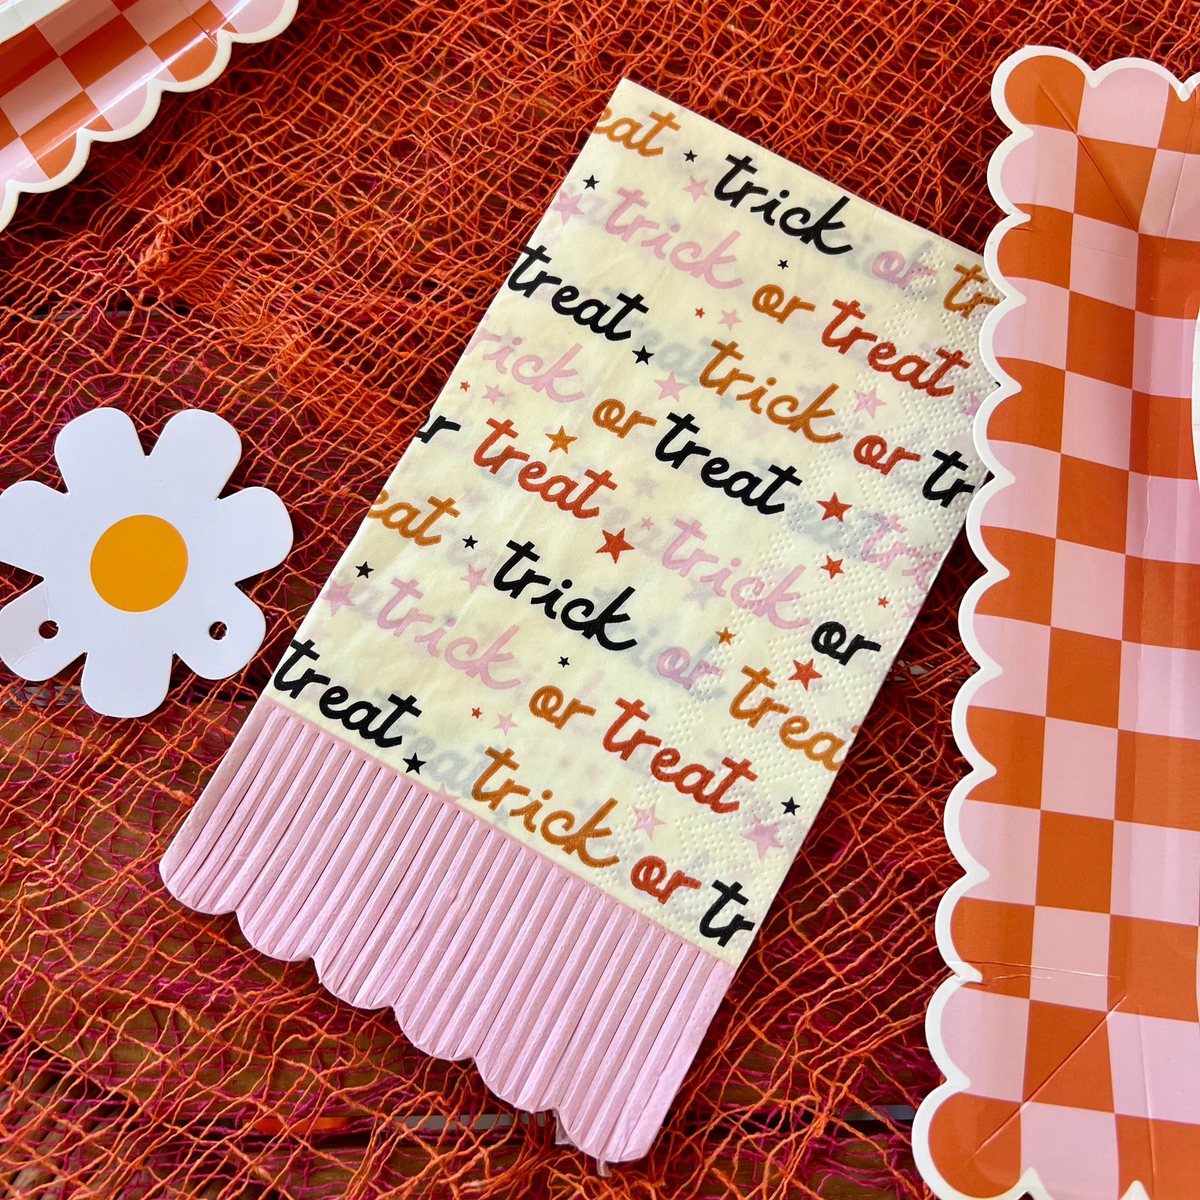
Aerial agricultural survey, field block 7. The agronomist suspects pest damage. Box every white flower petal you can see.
[174,586,266,679]
[0,583,86,679]
[55,408,145,495]
[0,481,69,575]
[6,406,293,719]
[148,410,242,500]
[80,636,173,718]
[201,488,293,582]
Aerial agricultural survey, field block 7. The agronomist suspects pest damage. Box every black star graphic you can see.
[684,150,696,162]
[356,561,373,578]
[583,175,598,189]
[778,259,789,269]
[463,535,478,549]
[782,797,799,815]
[559,656,569,667]
[404,754,426,774]
[633,346,653,364]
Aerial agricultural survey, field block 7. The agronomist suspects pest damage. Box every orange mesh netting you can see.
[1,2,1197,1196]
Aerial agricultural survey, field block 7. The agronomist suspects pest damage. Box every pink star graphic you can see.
[323,580,355,615]
[495,713,517,735]
[632,805,665,839]
[462,564,487,592]
[872,512,906,536]
[390,578,423,601]
[549,189,584,224]
[744,817,783,859]
[428,784,459,805]
[960,391,983,418]
[682,176,708,202]
[685,576,713,608]
[654,372,687,401]
[484,384,505,405]
[718,310,741,330]
[855,388,885,417]
[906,601,924,620]
[640,516,654,529]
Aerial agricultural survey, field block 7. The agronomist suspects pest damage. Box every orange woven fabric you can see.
[0,2,1197,1196]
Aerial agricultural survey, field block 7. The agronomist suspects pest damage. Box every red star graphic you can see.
[716,627,735,645]
[878,596,890,607]
[820,555,843,579]
[597,528,635,563]
[459,381,470,391]
[818,493,852,521]
[471,707,482,718]
[789,659,822,689]
[695,307,705,317]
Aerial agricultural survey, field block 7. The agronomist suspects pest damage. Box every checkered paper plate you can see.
[1,0,78,48]
[0,0,295,233]
[916,49,1200,1200]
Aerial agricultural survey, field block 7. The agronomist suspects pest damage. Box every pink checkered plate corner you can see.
[916,48,1200,1200]
[0,0,295,233]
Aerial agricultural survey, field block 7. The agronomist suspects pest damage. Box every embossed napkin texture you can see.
[162,78,992,1165]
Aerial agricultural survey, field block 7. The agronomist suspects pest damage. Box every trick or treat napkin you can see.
[162,79,993,1166]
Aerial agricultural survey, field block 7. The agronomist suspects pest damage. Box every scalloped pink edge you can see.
[914,47,1200,1200]
[0,0,297,234]
[161,697,734,1169]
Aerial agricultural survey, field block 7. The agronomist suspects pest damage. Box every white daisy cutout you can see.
[0,408,293,718]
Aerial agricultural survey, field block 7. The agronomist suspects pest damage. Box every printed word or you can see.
[714,154,852,256]
[603,697,756,813]
[273,638,420,749]
[377,579,520,690]
[593,398,657,439]
[604,189,743,289]
[811,621,881,666]
[872,250,936,290]
[474,418,617,519]
[367,492,459,545]
[494,540,637,652]
[854,435,922,476]
[944,264,1000,318]
[923,450,976,507]
[592,107,679,157]
[472,747,619,868]
[751,283,815,325]
[657,645,723,690]
[700,340,841,441]
[656,413,803,515]
[508,244,648,343]
[822,300,971,397]
[700,880,756,946]
[729,665,849,770]
[662,519,808,630]
[529,684,596,728]
[468,329,584,404]
[631,856,701,905]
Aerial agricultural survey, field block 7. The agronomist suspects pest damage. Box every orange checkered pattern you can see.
[921,53,1200,1200]
[0,0,289,216]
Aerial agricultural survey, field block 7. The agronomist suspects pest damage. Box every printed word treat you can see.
[162,80,992,1169]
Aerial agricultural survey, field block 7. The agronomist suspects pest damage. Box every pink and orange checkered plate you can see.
[0,0,294,232]
[917,48,1200,1200]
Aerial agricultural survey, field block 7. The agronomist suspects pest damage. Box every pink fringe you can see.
[160,697,734,1167]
